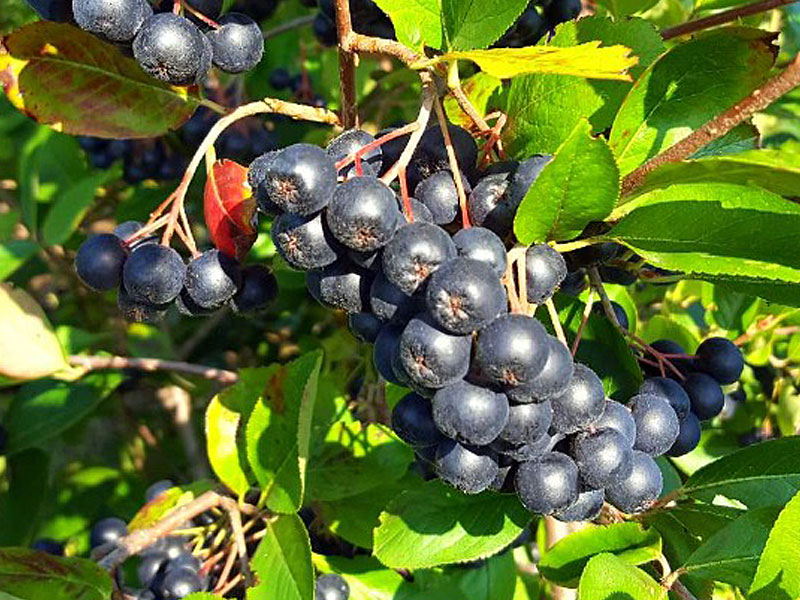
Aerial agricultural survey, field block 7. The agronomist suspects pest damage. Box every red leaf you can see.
[204,159,257,261]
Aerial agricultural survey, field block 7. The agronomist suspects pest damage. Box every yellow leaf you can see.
[418,42,638,81]
[0,282,69,380]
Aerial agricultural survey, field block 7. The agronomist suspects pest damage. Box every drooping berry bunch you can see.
[311,0,395,47]
[73,222,278,321]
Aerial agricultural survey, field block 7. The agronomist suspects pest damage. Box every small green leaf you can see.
[749,490,800,599]
[441,0,529,51]
[577,553,666,600]
[205,389,253,499]
[371,0,443,50]
[514,119,619,244]
[0,240,39,280]
[248,513,314,600]
[373,480,531,569]
[0,548,113,600]
[539,523,661,587]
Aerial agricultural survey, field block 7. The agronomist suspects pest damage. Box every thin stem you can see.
[68,355,238,384]
[571,289,595,356]
[622,53,800,196]
[344,32,421,66]
[334,0,358,128]
[662,0,799,39]
[181,1,219,27]
[398,165,414,222]
[433,95,471,228]
[262,14,315,41]
[220,498,253,588]
[335,122,419,172]
[546,298,568,347]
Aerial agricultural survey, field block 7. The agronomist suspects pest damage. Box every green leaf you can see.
[0,21,200,138]
[606,183,800,295]
[444,72,502,130]
[248,513,314,600]
[577,553,666,600]
[597,0,659,18]
[183,594,219,600]
[0,283,67,381]
[683,437,800,507]
[701,284,760,333]
[371,0,443,50]
[749,490,800,599]
[246,351,323,513]
[312,555,407,600]
[553,294,642,400]
[373,480,531,569]
[514,119,619,244]
[0,240,39,280]
[503,17,664,157]
[309,421,414,502]
[638,314,699,353]
[205,387,254,499]
[682,506,781,589]
[441,0,529,51]
[127,480,216,531]
[539,523,661,587]
[609,28,776,175]
[4,372,121,454]
[0,448,49,545]
[0,547,112,600]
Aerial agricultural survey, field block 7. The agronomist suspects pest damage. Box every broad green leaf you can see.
[441,0,528,51]
[127,480,216,531]
[0,548,112,600]
[444,72,502,130]
[539,523,661,587]
[609,28,776,175]
[577,553,666,600]
[427,43,637,80]
[0,240,39,280]
[0,283,68,380]
[309,420,413,502]
[248,513,314,600]
[682,506,781,589]
[749,490,800,599]
[371,0,443,50]
[373,480,531,569]
[503,17,664,156]
[606,183,800,296]
[0,22,200,138]
[683,437,800,507]
[701,284,760,333]
[715,280,800,308]
[4,372,121,454]
[0,448,49,545]
[205,391,253,498]
[246,351,322,513]
[553,294,642,400]
[514,119,619,244]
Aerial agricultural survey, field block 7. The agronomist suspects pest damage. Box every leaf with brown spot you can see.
[0,21,200,138]
[203,158,257,261]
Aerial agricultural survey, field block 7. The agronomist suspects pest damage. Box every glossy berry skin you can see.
[137,551,166,587]
[271,212,340,271]
[667,412,702,457]
[248,151,280,214]
[594,400,636,447]
[682,372,725,420]
[326,177,401,252]
[506,154,552,205]
[639,377,690,419]
[306,262,372,313]
[184,249,241,309]
[415,171,462,225]
[572,429,633,489]
[315,573,349,600]
[605,450,663,514]
[145,479,174,502]
[694,337,744,385]
[396,313,472,389]
[90,517,127,548]
[348,312,382,343]
[206,13,263,74]
[553,487,604,522]
[75,233,128,292]
[117,288,169,323]
[525,244,567,304]
[474,314,550,389]
[373,323,404,384]
[401,199,434,223]
[263,144,337,215]
[492,432,555,462]
[73,0,151,42]
[515,452,579,515]
[159,566,202,599]
[507,336,574,403]
[369,272,421,323]
[467,173,514,237]
[326,129,382,175]
[498,400,553,445]
[629,393,680,456]
[452,226,508,278]
[647,339,692,376]
[123,244,185,304]
[230,265,278,313]
[133,14,207,85]
[425,257,507,334]
[432,380,509,446]
[382,223,456,295]
[435,439,499,495]
[550,364,605,434]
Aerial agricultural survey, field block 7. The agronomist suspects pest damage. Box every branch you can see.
[69,355,239,384]
[662,0,799,39]
[334,0,358,128]
[621,54,800,195]
[344,32,421,66]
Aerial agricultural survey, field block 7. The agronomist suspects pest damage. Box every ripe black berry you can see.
[507,335,574,403]
[432,380,509,445]
[594,400,636,446]
[271,212,340,271]
[122,244,186,304]
[396,313,472,389]
[263,144,337,215]
[206,13,263,74]
[90,517,127,548]
[230,265,278,313]
[415,170,464,225]
[639,377,690,419]
[515,452,579,515]
[572,428,633,489]
[629,393,680,456]
[73,0,151,42]
[75,233,128,292]
[326,129,382,175]
[159,566,202,599]
[550,363,605,434]
[506,154,552,206]
[315,573,349,600]
[525,244,567,304]
[369,271,422,323]
[694,337,744,385]
[545,0,582,26]
[667,412,701,457]
[381,222,456,295]
[117,287,170,323]
[133,14,208,85]
[498,400,553,446]
[373,323,404,384]
[452,226,508,278]
[306,262,373,313]
[326,177,401,252]
[553,488,604,522]
[682,372,724,420]
[184,249,241,309]
[435,439,499,495]
[605,450,662,513]
[474,314,549,389]
[467,173,514,237]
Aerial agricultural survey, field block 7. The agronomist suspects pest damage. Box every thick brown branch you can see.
[621,54,800,195]
[344,32,421,66]
[334,0,358,128]
[69,355,239,384]
[662,0,799,39]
